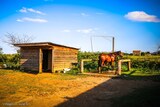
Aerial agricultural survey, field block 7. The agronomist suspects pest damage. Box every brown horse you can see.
[98,51,123,73]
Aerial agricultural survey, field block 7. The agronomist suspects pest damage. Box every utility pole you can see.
[90,36,93,52]
[112,37,115,52]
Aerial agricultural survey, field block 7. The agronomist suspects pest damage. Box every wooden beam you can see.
[120,59,131,62]
[51,49,54,73]
[117,59,131,75]
[39,48,42,73]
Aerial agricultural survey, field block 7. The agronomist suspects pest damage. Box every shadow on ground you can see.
[55,74,160,107]
[55,79,114,107]
[19,69,53,75]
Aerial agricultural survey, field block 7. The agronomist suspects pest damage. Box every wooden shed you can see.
[133,50,141,56]
[14,42,79,73]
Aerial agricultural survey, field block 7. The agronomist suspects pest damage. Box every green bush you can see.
[84,61,98,72]
[0,53,20,69]
[78,52,160,73]
[131,60,160,72]
[66,67,80,75]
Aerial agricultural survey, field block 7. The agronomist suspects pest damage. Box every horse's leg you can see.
[98,66,101,73]
[98,60,102,73]
[101,61,105,67]
[111,62,115,70]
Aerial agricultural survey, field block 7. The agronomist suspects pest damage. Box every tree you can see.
[3,32,34,46]
[158,44,160,51]
[0,47,2,54]
[3,32,34,50]
[157,44,160,54]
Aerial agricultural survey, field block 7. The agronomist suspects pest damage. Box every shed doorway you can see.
[42,49,52,72]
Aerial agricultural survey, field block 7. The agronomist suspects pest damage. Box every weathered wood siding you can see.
[19,45,78,72]
[20,47,39,71]
[53,46,78,71]
[133,50,141,56]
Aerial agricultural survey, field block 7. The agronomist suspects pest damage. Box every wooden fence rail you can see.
[80,59,131,75]
[117,59,131,75]
[80,59,92,73]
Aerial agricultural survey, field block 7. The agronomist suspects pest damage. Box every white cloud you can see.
[125,11,160,22]
[19,7,46,15]
[27,8,46,15]
[16,19,24,22]
[76,28,94,34]
[19,7,27,13]
[62,29,71,33]
[16,17,48,23]
[81,13,89,16]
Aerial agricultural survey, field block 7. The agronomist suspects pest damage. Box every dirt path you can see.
[54,77,159,107]
[0,71,159,107]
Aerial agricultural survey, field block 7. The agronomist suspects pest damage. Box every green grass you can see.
[111,85,160,107]
[119,69,160,82]
[124,55,160,62]
[124,55,160,59]
[122,69,160,76]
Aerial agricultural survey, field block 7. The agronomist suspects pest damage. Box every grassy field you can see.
[124,55,160,62]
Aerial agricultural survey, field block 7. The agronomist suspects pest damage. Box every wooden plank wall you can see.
[53,46,78,71]
[19,46,78,72]
[20,47,39,71]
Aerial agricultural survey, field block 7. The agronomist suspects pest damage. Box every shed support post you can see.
[51,49,54,73]
[39,48,42,73]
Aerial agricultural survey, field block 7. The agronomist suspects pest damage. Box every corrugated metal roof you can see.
[14,42,79,50]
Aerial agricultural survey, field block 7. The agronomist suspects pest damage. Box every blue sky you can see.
[0,0,160,53]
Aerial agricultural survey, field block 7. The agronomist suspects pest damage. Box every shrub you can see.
[0,53,20,69]
[66,67,80,75]
[131,60,160,72]
[78,52,160,73]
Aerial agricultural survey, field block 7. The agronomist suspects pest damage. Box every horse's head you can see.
[115,51,123,58]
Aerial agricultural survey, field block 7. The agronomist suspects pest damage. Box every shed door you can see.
[42,50,52,72]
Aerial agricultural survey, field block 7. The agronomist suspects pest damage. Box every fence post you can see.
[128,61,131,71]
[80,60,84,73]
[117,59,131,75]
[118,60,121,75]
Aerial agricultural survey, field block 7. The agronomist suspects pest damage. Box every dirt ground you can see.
[0,70,159,107]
